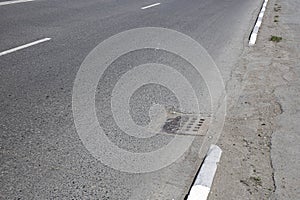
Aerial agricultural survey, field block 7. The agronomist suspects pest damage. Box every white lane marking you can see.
[141,2,160,10]
[0,38,51,57]
[249,0,269,45]
[0,0,35,6]
[187,145,222,200]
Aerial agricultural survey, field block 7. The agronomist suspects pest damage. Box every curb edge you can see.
[187,145,222,200]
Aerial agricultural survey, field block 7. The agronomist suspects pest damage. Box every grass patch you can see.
[250,176,262,186]
[270,35,282,42]
[274,7,281,12]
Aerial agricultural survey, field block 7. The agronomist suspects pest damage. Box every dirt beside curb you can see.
[208,0,300,199]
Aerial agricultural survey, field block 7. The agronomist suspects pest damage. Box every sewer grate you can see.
[161,112,209,136]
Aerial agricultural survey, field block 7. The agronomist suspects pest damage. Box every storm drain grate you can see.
[161,113,209,136]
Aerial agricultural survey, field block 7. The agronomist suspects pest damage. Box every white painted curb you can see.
[187,145,222,200]
[249,0,269,45]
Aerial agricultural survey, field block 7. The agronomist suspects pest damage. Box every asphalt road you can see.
[1,0,262,199]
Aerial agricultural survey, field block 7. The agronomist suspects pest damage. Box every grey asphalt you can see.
[1,0,262,199]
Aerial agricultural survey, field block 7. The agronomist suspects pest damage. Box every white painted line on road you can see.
[249,0,269,45]
[0,0,35,6]
[141,2,160,10]
[187,145,222,200]
[0,38,51,57]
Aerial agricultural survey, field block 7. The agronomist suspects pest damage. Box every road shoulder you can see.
[208,0,300,199]
[270,0,300,199]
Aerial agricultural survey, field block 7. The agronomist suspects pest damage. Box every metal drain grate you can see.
[161,113,209,136]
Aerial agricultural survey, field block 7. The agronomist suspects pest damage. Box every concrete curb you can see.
[249,0,269,45]
[187,145,222,200]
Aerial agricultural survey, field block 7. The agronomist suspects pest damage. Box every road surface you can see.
[0,0,262,199]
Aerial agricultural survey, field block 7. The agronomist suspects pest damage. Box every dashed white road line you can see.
[141,2,160,10]
[0,38,51,57]
[0,0,35,6]
[249,0,269,45]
